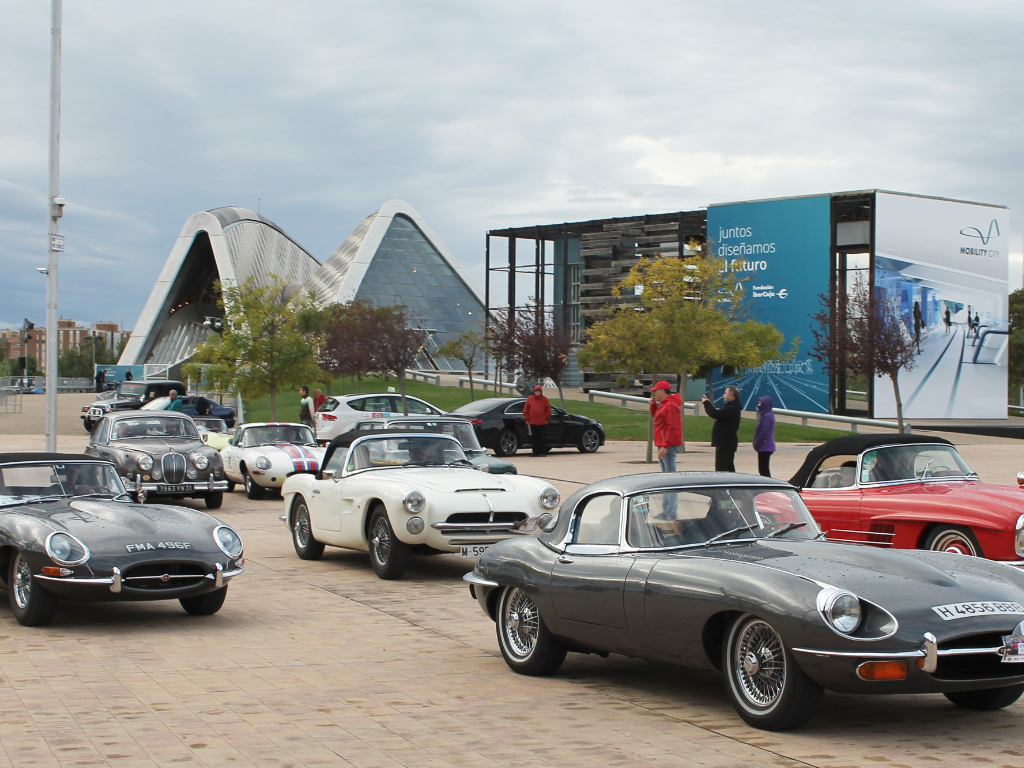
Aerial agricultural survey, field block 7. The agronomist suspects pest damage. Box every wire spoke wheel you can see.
[294,504,311,548]
[371,516,392,566]
[12,553,32,610]
[734,619,787,709]
[502,588,540,659]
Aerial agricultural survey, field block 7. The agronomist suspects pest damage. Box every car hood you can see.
[108,438,205,455]
[367,467,520,493]
[705,539,1024,616]
[39,499,224,558]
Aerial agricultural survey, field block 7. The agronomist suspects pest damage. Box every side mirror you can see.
[322,469,335,480]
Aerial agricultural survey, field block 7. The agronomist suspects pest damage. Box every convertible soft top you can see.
[788,434,953,489]
[0,453,112,465]
[321,429,455,472]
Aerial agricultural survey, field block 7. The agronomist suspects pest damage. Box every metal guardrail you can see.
[586,390,907,433]
[459,377,517,393]
[405,370,441,384]
[0,376,92,392]
[0,387,23,413]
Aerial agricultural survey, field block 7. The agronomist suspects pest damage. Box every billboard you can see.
[706,195,832,413]
[873,192,1009,419]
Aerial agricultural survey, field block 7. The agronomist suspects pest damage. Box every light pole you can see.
[45,0,64,452]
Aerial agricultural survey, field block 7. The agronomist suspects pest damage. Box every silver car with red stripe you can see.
[221,423,325,500]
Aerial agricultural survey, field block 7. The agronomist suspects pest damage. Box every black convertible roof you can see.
[540,472,793,546]
[788,434,953,488]
[0,453,111,465]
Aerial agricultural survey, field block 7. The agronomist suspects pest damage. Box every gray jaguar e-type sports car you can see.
[0,453,244,626]
[465,472,1024,730]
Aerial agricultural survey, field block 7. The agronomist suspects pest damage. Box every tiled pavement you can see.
[0,435,1022,766]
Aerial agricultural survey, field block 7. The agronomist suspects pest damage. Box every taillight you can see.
[322,414,337,421]
[468,418,482,424]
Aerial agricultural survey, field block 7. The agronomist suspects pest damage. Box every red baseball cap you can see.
[532,384,543,392]
[653,380,672,392]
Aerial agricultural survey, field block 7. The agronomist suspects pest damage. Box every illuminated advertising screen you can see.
[706,195,832,413]
[873,192,1009,419]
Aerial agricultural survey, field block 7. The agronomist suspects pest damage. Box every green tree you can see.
[577,254,784,450]
[437,329,485,401]
[1009,288,1024,404]
[368,305,426,415]
[58,335,119,378]
[184,274,324,421]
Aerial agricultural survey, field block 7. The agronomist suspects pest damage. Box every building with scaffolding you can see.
[120,200,486,378]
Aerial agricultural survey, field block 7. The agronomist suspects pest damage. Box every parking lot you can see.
[0,427,1022,768]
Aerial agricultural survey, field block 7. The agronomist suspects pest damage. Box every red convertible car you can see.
[790,434,1024,566]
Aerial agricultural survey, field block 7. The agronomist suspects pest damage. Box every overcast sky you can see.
[1,0,1021,330]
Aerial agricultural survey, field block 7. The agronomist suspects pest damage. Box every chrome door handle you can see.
[312,489,321,494]
[557,556,573,564]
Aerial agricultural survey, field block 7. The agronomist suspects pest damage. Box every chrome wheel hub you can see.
[502,588,539,658]
[294,507,310,548]
[12,554,31,609]
[734,619,786,708]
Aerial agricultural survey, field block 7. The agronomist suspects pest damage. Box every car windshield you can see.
[0,462,127,505]
[111,417,198,439]
[347,436,468,471]
[860,444,973,484]
[118,383,148,398]
[241,425,316,446]
[194,418,228,433]
[383,421,483,451]
[626,487,820,549]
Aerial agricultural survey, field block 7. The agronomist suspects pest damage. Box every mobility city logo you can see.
[715,226,787,299]
[960,219,1001,257]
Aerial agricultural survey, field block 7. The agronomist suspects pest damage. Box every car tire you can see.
[242,468,265,500]
[722,613,823,731]
[496,586,567,676]
[577,428,601,453]
[496,429,519,457]
[204,492,223,509]
[226,482,236,493]
[9,551,60,627]
[922,525,983,557]
[945,684,1024,711]
[83,419,94,433]
[179,586,228,616]
[368,506,410,580]
[292,497,325,560]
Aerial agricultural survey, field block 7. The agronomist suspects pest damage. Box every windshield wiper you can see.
[764,521,809,539]
[1,497,64,509]
[705,523,759,547]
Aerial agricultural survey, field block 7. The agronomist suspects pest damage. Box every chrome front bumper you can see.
[35,563,245,592]
[794,631,1017,673]
[134,478,230,493]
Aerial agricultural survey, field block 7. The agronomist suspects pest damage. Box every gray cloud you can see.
[1,0,1021,331]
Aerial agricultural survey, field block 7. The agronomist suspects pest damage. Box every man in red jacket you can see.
[523,384,552,456]
[649,380,682,472]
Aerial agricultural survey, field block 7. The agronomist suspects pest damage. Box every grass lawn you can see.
[244,376,851,443]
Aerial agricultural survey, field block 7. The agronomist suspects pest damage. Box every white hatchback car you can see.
[314,393,444,444]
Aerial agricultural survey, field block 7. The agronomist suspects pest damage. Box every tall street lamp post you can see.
[45,0,64,452]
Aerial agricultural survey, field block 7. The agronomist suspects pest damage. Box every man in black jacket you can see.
[702,386,742,472]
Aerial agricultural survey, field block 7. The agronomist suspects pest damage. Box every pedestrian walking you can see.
[702,386,742,472]
[95,368,106,393]
[648,380,682,473]
[298,386,315,427]
[168,389,184,411]
[313,388,326,413]
[523,385,552,456]
[752,396,776,478]
[912,301,923,355]
[944,307,951,333]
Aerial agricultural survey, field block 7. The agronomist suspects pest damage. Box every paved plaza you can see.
[0,413,1023,766]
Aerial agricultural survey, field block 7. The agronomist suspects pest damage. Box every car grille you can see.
[122,562,208,591]
[935,632,1022,681]
[162,453,186,484]
[432,511,528,536]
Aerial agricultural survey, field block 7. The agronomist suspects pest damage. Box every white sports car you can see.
[222,423,325,499]
[282,431,560,579]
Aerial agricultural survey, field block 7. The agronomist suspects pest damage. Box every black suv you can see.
[81,380,186,432]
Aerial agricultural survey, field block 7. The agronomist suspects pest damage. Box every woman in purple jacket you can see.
[753,396,776,477]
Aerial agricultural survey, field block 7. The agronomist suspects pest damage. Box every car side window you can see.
[504,401,525,415]
[319,398,340,413]
[324,449,348,475]
[404,398,434,415]
[90,419,108,444]
[573,493,622,546]
[809,455,858,488]
[361,396,393,413]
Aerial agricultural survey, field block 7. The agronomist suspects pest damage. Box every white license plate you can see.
[931,601,1024,621]
[157,484,194,493]
[460,545,490,558]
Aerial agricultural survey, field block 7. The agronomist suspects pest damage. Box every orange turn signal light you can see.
[41,566,72,577]
[856,660,908,681]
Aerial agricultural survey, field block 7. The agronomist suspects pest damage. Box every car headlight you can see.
[818,588,862,634]
[45,532,90,566]
[214,525,243,557]
[255,456,271,470]
[404,490,426,514]
[193,454,209,470]
[1015,514,1024,557]
[186,468,198,479]
[540,486,560,509]
[136,455,154,471]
